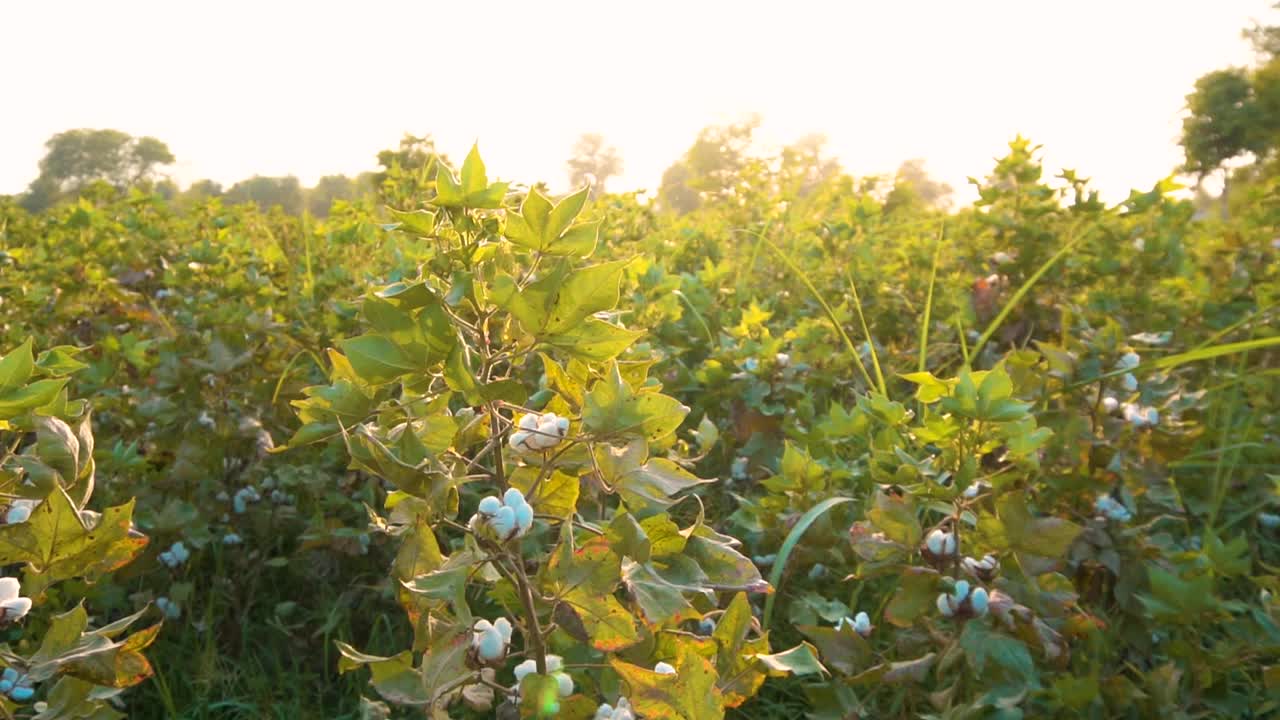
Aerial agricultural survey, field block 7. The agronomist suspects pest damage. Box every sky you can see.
[2,1,1274,202]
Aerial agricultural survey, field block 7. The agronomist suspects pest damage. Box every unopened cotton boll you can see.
[653,661,676,675]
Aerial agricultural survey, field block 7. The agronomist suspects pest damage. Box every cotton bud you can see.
[961,554,1000,582]
[653,661,677,675]
[0,578,32,623]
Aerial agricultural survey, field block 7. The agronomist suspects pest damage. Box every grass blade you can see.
[919,227,944,374]
[763,496,855,630]
[970,220,1091,360]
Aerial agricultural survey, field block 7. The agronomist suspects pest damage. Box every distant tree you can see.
[566,133,623,195]
[307,174,365,216]
[658,117,760,213]
[1180,69,1265,180]
[884,158,953,213]
[186,179,224,199]
[22,129,175,211]
[224,176,304,215]
[374,134,444,184]
[778,133,841,197]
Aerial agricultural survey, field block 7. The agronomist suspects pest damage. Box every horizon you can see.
[3,1,1274,203]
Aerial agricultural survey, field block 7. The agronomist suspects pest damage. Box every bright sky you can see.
[2,1,1273,202]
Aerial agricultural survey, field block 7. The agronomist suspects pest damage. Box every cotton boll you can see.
[1102,396,1119,413]
[953,580,970,602]
[514,503,534,534]
[503,488,526,509]
[518,414,540,432]
[513,659,536,683]
[5,500,35,525]
[509,431,531,450]
[925,529,946,555]
[852,611,872,636]
[969,587,989,616]
[475,626,506,661]
[653,661,676,675]
[545,655,564,673]
[490,506,516,538]
[554,415,570,436]
[936,593,955,617]
[494,617,513,643]
[555,671,574,697]
[478,496,502,516]
[1121,373,1138,392]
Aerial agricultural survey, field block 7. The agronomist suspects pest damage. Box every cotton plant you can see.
[0,340,157,715]
[297,152,808,718]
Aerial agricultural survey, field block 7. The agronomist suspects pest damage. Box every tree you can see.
[224,176,305,215]
[21,129,175,212]
[1180,69,1265,180]
[566,133,623,195]
[778,133,841,197]
[884,158,953,213]
[307,174,366,216]
[658,117,760,213]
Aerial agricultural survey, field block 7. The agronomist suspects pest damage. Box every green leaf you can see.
[763,496,855,629]
[615,459,714,511]
[884,567,941,628]
[35,346,88,377]
[544,319,642,362]
[387,208,436,236]
[610,644,724,720]
[340,335,418,385]
[584,368,689,441]
[866,490,921,547]
[751,643,829,677]
[0,378,69,419]
[621,558,698,625]
[960,621,1036,684]
[0,486,147,595]
[0,339,35,394]
[997,494,1082,559]
[545,260,630,334]
[510,468,579,520]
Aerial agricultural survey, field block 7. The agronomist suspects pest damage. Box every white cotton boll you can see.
[504,488,526,509]
[478,496,502,516]
[509,431,531,451]
[545,655,564,673]
[554,416,570,436]
[992,251,1013,265]
[595,704,615,720]
[490,506,516,538]
[953,581,970,603]
[970,587,989,616]
[936,593,955,617]
[1118,352,1140,370]
[4,501,35,525]
[494,617,513,643]
[775,352,791,367]
[1102,396,1119,413]
[1133,237,1145,251]
[1259,512,1280,530]
[513,659,536,683]
[962,481,989,499]
[222,533,242,545]
[555,671,574,697]
[653,661,676,675]
[1144,407,1159,426]
[514,503,534,534]
[475,626,506,661]
[942,532,956,556]
[925,529,946,555]
[1121,373,1138,392]
[518,414,540,432]
[473,619,493,635]
[852,611,872,636]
